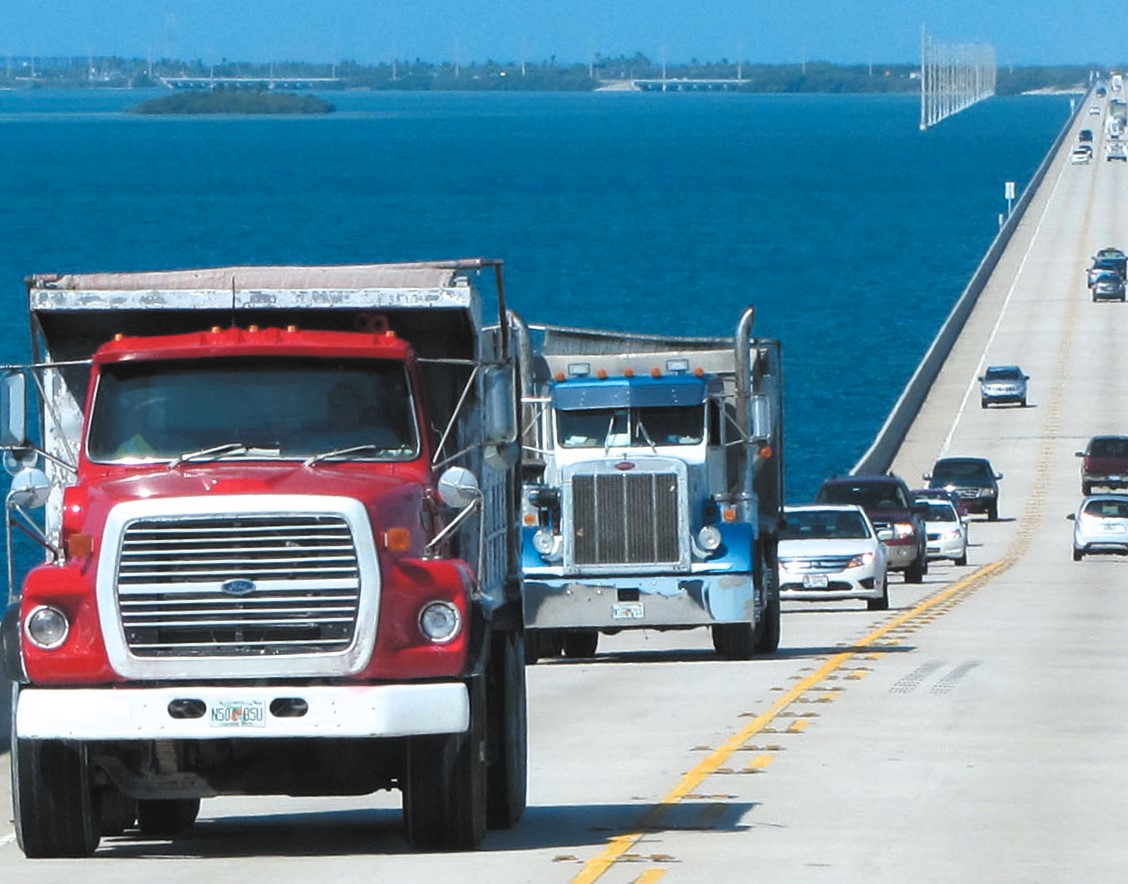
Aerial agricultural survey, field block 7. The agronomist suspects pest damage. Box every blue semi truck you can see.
[516,308,784,661]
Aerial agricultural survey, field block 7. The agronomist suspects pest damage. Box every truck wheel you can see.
[96,783,137,836]
[136,798,200,838]
[561,630,599,658]
[987,501,999,522]
[1082,482,1092,496]
[12,737,100,857]
[404,676,487,850]
[753,596,781,654]
[904,554,925,584]
[486,630,527,830]
[712,623,756,660]
[523,628,562,665]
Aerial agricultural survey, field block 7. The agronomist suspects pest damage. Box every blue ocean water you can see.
[0,88,1071,501]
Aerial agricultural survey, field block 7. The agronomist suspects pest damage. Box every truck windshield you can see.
[87,356,419,463]
[557,405,704,449]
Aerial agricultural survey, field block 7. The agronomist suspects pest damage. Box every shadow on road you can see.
[91,799,758,859]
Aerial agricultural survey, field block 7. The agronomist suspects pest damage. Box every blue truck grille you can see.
[570,472,680,566]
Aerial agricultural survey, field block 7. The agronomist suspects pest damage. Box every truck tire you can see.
[404,676,487,850]
[561,630,599,658]
[12,737,100,857]
[753,596,781,654]
[523,628,562,665]
[987,501,999,521]
[136,798,200,838]
[712,623,756,660]
[96,783,137,836]
[486,630,527,830]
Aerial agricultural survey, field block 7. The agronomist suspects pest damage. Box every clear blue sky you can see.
[0,1,1112,66]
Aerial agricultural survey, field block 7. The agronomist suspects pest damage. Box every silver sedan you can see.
[1068,495,1128,560]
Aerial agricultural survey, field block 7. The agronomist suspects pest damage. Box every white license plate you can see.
[802,574,830,588]
[612,601,645,620]
[210,701,266,728]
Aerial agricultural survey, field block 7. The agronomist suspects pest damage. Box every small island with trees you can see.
[130,87,334,115]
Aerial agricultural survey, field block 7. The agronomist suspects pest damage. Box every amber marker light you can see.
[759,445,773,457]
[722,507,737,523]
[596,369,608,379]
[384,527,411,552]
[523,512,537,526]
[66,533,93,559]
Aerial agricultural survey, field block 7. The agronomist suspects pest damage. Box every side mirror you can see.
[483,366,516,447]
[0,371,27,448]
[437,465,481,510]
[922,473,932,480]
[1066,513,1076,521]
[1075,451,1084,457]
[996,473,1004,480]
[7,467,50,510]
[750,394,773,442]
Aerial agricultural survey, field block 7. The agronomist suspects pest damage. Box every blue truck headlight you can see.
[697,525,722,552]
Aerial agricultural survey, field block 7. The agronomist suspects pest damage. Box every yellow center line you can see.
[570,558,1007,884]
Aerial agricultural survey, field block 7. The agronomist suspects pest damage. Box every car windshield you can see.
[781,510,871,540]
[87,356,419,462]
[922,501,958,522]
[932,459,991,481]
[984,367,1022,381]
[818,483,909,510]
[1083,499,1128,518]
[557,405,705,448]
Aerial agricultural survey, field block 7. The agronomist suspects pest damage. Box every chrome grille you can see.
[780,555,856,573]
[116,514,361,657]
[570,471,680,566]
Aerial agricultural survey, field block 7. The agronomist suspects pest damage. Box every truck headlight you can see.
[25,605,69,649]
[892,522,915,539]
[419,601,461,644]
[532,529,562,561]
[697,525,722,552]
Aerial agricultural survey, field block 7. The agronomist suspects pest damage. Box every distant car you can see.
[1092,273,1127,301]
[918,497,968,566]
[1076,435,1128,494]
[1094,246,1127,262]
[924,456,1003,521]
[778,504,889,610]
[1080,128,1095,141]
[1070,146,1092,165]
[815,474,928,583]
[912,486,969,519]
[978,365,1028,409]
[1108,142,1128,162]
[1089,105,1102,115]
[1087,255,1125,286]
[1068,495,1128,560]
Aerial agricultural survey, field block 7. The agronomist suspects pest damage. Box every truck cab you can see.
[1,260,528,857]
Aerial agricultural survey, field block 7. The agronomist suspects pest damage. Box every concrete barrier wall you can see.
[851,94,1085,476]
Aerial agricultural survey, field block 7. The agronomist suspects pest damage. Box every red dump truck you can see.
[0,260,528,857]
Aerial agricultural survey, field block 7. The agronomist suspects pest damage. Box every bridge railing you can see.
[851,93,1086,477]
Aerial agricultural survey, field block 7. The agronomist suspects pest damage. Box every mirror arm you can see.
[6,502,59,560]
[423,496,482,560]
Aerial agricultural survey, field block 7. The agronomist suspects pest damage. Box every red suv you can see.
[815,474,929,583]
[1076,435,1128,495]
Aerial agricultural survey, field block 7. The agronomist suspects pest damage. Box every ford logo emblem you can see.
[221,578,256,597]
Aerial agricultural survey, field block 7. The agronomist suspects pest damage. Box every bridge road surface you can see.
[0,103,1123,882]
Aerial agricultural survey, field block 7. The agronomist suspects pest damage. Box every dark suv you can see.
[923,456,1002,520]
[815,474,928,583]
[1076,435,1128,495]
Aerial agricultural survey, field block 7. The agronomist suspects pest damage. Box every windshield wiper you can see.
[303,443,407,467]
[635,420,658,454]
[167,442,250,468]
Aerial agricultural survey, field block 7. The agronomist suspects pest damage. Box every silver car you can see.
[979,364,1028,408]
[918,497,968,565]
[1069,495,1128,560]
[778,504,889,611]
